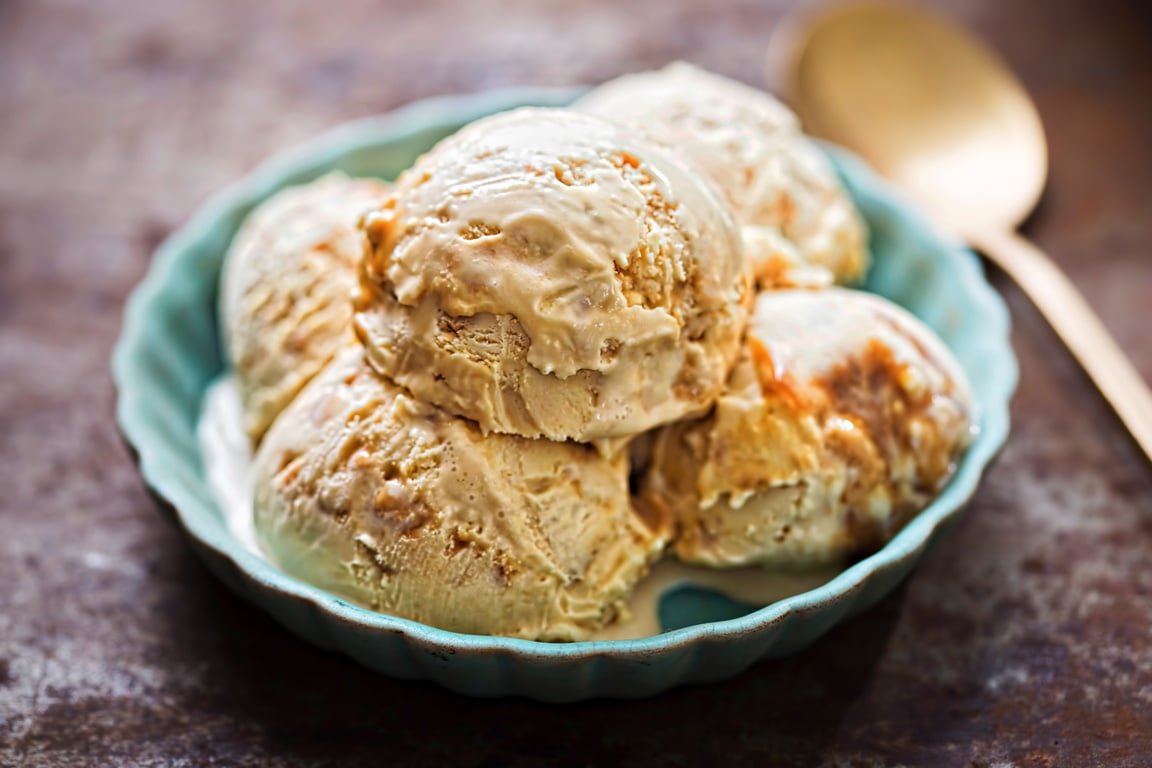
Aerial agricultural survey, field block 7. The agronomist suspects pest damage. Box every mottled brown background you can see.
[2,0,1151,765]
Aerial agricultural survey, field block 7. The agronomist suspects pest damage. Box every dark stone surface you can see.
[2,0,1151,765]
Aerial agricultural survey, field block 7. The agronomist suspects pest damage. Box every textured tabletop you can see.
[2,0,1151,765]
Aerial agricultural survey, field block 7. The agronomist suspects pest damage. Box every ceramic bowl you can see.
[112,87,1016,702]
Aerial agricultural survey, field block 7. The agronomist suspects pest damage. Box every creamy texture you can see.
[219,174,389,442]
[578,62,869,289]
[353,107,750,444]
[643,288,974,567]
[252,347,670,641]
[198,374,841,641]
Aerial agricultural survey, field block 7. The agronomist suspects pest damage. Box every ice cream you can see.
[212,83,977,641]
[578,62,868,289]
[352,107,751,445]
[253,346,670,641]
[641,288,974,568]
[219,174,389,442]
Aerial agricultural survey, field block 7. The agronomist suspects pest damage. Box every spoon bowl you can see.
[777,3,1046,231]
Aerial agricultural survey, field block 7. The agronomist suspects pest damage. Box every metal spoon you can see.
[769,1,1152,461]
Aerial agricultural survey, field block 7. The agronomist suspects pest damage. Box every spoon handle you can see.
[967,226,1152,461]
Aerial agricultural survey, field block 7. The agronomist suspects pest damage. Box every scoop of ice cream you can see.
[578,62,868,289]
[219,173,389,442]
[253,346,670,641]
[641,288,974,568]
[353,107,750,445]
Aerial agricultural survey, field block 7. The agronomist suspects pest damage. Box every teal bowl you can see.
[112,87,1016,702]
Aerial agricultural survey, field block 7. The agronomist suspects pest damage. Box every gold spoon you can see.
[770,1,1152,461]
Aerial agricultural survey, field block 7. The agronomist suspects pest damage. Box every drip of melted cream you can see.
[198,375,842,641]
[594,560,841,640]
[198,376,261,556]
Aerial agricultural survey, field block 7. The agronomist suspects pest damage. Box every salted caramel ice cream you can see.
[208,84,975,641]
[353,107,750,445]
[253,347,670,641]
[642,288,973,568]
[579,63,868,289]
[220,174,389,441]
